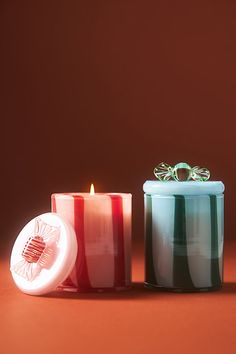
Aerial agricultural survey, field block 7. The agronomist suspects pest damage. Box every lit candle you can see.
[51,185,132,292]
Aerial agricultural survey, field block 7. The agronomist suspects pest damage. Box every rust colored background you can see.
[1,1,236,255]
[1,3,236,354]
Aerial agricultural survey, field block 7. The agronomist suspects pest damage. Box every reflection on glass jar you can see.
[143,181,224,292]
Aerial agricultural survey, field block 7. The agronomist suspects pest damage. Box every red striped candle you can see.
[51,190,132,292]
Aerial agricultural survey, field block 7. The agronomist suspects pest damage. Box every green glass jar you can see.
[143,181,224,292]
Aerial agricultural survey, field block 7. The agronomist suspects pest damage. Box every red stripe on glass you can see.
[51,195,75,289]
[74,195,91,290]
[51,195,56,212]
[109,195,126,287]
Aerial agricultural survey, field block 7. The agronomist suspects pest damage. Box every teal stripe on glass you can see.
[151,195,175,288]
[173,195,195,289]
[145,195,156,285]
[185,195,212,288]
[217,195,224,281]
[210,195,221,287]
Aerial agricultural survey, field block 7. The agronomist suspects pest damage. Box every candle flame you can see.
[90,183,95,195]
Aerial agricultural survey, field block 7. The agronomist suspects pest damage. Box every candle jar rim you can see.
[51,192,132,200]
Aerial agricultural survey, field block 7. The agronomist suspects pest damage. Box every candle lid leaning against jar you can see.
[10,213,78,295]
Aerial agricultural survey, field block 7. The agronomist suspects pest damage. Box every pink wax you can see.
[51,193,132,292]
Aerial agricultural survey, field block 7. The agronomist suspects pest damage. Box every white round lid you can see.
[143,181,225,196]
[10,213,78,295]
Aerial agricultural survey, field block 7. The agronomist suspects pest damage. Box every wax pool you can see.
[143,181,224,292]
[51,193,132,292]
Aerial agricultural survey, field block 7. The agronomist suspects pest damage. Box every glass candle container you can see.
[51,193,132,292]
[143,181,224,292]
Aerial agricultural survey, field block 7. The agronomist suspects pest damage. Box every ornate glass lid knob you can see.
[153,162,173,181]
[154,162,210,182]
[172,162,192,181]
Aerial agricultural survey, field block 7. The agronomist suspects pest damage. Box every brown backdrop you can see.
[1,1,236,256]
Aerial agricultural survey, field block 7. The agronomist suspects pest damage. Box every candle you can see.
[143,163,225,292]
[51,185,132,292]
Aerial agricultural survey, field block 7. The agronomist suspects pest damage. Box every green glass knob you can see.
[153,162,210,182]
[172,162,192,181]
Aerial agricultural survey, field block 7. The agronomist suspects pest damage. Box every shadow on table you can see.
[43,282,170,300]
[221,282,236,294]
[42,281,236,300]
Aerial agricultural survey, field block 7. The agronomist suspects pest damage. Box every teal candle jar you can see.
[143,181,225,292]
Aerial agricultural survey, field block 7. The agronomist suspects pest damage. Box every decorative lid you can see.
[143,181,225,195]
[10,213,77,295]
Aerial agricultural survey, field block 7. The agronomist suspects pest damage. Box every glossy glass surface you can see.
[52,193,132,292]
[144,193,224,291]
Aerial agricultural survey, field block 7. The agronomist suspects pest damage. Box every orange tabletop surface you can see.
[1,243,236,354]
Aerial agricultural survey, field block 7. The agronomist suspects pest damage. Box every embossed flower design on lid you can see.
[10,213,77,295]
